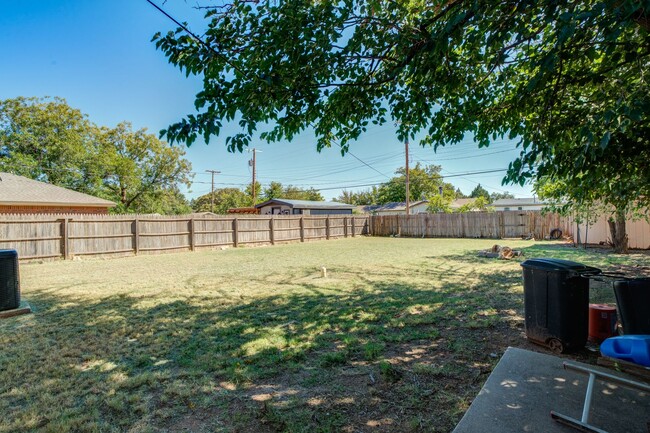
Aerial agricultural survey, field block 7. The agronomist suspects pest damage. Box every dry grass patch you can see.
[2,237,648,432]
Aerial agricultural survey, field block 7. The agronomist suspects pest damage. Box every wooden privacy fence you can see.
[370,211,573,240]
[0,214,370,260]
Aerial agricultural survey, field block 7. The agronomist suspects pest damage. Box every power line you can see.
[147,0,392,185]
[205,169,221,212]
[305,168,509,192]
[189,167,509,191]
[145,0,249,78]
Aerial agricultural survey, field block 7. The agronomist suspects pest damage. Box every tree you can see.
[376,163,451,204]
[337,187,379,205]
[0,97,98,193]
[535,177,625,249]
[245,181,263,204]
[282,185,324,201]
[139,187,192,215]
[457,196,494,213]
[262,181,325,201]
[470,184,490,202]
[191,188,251,214]
[490,192,515,202]
[263,181,284,200]
[154,1,650,252]
[426,194,453,213]
[0,97,193,215]
[98,122,193,213]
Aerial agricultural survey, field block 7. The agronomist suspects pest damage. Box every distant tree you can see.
[191,188,251,214]
[337,190,356,204]
[457,196,494,213]
[337,188,379,205]
[245,181,263,204]
[0,96,97,192]
[376,163,452,204]
[426,195,453,213]
[262,182,325,201]
[470,184,490,202]
[0,97,193,215]
[263,181,284,200]
[285,186,324,201]
[137,187,192,215]
[98,122,193,213]
[455,188,467,199]
[490,192,515,202]
[303,188,325,201]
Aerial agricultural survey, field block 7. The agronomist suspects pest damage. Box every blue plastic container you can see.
[600,335,650,367]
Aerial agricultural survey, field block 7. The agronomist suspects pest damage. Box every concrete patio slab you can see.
[453,347,650,433]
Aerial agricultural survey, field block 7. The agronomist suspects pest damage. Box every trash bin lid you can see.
[0,250,18,258]
[521,258,599,273]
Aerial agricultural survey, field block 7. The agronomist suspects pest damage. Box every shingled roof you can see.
[0,172,115,207]
[254,199,355,209]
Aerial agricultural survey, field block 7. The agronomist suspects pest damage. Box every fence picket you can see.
[0,213,370,260]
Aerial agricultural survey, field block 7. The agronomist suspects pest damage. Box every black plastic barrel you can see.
[521,258,600,353]
[613,278,650,334]
[0,250,20,311]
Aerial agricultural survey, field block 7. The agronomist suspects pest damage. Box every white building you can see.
[492,197,547,211]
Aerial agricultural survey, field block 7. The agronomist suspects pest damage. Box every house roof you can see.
[0,172,115,207]
[492,197,546,206]
[254,199,355,210]
[450,198,475,208]
[360,200,428,213]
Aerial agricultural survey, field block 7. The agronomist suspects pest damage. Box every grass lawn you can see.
[2,237,649,433]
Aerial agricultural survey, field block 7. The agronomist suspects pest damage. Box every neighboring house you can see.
[492,197,547,211]
[449,198,476,211]
[255,199,355,215]
[359,200,429,215]
[0,172,115,214]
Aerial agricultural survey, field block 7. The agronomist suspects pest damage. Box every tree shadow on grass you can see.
[1,264,537,433]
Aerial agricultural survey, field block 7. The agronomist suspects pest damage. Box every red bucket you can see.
[588,304,617,343]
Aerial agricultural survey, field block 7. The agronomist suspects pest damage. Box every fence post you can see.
[133,217,140,255]
[326,216,330,240]
[189,218,195,251]
[269,217,275,245]
[233,218,239,247]
[300,216,305,242]
[343,216,348,238]
[60,218,70,260]
[351,216,356,237]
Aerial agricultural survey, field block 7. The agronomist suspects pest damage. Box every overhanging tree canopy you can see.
[154,1,650,250]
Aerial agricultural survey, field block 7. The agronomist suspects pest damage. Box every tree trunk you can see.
[608,210,629,254]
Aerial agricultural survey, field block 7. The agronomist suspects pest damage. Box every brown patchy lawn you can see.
[1,237,647,433]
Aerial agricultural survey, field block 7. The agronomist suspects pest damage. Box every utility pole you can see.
[248,148,262,205]
[205,169,221,213]
[405,138,410,215]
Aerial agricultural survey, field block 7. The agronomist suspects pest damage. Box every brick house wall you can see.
[0,205,110,215]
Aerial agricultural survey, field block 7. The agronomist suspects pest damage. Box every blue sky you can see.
[0,0,533,201]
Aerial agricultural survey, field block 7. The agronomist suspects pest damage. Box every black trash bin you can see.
[521,258,600,353]
[0,249,20,312]
[613,278,650,334]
